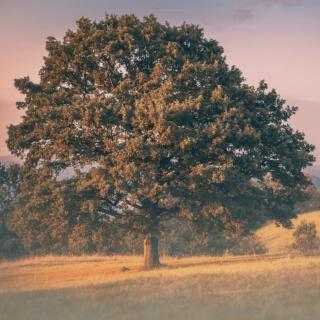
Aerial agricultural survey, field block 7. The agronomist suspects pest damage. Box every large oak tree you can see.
[7,15,314,268]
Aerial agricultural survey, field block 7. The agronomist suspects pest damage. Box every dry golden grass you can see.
[0,253,288,293]
[256,210,320,254]
[1,254,320,319]
[2,210,320,320]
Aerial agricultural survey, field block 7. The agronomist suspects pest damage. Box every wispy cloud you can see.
[234,0,304,22]
[258,0,303,6]
[234,5,254,22]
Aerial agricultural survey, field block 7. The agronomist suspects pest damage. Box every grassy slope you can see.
[1,254,320,320]
[256,210,320,254]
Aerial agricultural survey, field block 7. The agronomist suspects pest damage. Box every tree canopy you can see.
[7,14,314,267]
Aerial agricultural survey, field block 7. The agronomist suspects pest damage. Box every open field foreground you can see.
[1,254,320,320]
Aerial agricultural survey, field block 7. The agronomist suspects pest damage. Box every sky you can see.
[0,0,319,163]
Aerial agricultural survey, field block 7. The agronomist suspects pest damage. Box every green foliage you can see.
[0,223,24,259]
[229,234,268,255]
[9,173,109,255]
[159,218,230,256]
[160,219,267,256]
[0,164,25,258]
[6,14,315,255]
[292,221,320,255]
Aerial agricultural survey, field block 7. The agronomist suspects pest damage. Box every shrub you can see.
[292,221,320,255]
[67,224,94,254]
[0,225,25,259]
[229,234,268,255]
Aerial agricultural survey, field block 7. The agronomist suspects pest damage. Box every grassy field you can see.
[1,211,320,320]
[1,253,320,320]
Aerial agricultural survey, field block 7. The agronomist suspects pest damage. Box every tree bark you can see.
[143,235,160,269]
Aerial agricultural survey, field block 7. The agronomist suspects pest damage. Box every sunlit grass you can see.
[1,253,320,320]
[1,253,320,293]
[256,210,320,253]
[2,211,320,319]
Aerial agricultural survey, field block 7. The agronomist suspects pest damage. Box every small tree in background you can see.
[0,164,24,258]
[7,14,315,268]
[229,234,267,256]
[292,221,320,255]
[9,171,109,255]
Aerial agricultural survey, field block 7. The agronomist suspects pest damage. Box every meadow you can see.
[1,211,320,320]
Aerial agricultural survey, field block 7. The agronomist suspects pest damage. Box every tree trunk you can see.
[144,235,160,269]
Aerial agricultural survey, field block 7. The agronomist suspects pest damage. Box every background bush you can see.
[292,221,320,255]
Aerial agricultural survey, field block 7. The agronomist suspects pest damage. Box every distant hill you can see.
[305,165,320,189]
[306,164,320,178]
[311,175,320,189]
[256,210,320,254]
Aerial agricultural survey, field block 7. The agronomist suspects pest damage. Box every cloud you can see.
[234,0,304,22]
[234,6,254,22]
[258,0,302,6]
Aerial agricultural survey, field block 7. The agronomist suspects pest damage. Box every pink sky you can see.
[0,0,319,162]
